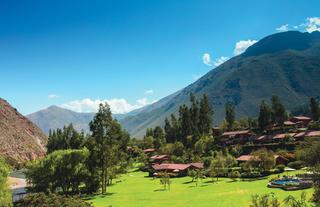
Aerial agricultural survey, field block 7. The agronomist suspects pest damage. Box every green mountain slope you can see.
[120,31,320,138]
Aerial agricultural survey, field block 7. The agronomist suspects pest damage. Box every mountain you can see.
[0,98,47,165]
[27,105,131,135]
[27,106,95,134]
[120,31,320,138]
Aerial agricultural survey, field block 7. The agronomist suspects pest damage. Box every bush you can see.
[275,164,285,173]
[288,161,305,169]
[14,193,93,207]
[228,171,240,181]
[241,171,261,178]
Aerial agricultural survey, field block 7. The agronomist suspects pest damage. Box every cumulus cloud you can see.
[213,56,229,67]
[202,53,212,66]
[233,40,258,55]
[305,17,320,33]
[276,24,289,32]
[48,94,59,99]
[145,89,154,95]
[61,97,156,114]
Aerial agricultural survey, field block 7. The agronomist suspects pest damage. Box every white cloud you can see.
[276,24,289,32]
[48,94,59,99]
[305,17,320,33]
[202,53,212,66]
[233,39,258,55]
[213,56,229,67]
[145,89,153,95]
[61,97,156,114]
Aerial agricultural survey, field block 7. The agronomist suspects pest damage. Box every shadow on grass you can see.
[83,192,116,200]
[203,180,220,184]
[182,180,194,184]
[240,177,268,182]
[154,189,167,192]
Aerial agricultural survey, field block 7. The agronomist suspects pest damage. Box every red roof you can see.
[152,163,191,171]
[292,116,311,121]
[222,130,252,136]
[295,130,320,138]
[150,155,169,160]
[190,163,204,169]
[273,133,296,139]
[237,155,287,162]
[284,121,297,126]
[143,148,155,153]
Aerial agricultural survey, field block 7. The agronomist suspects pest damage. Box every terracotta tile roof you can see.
[150,155,168,160]
[237,155,287,162]
[294,130,320,138]
[222,130,252,136]
[273,133,296,139]
[284,121,297,126]
[143,148,155,153]
[190,163,204,169]
[152,163,191,171]
[292,116,311,121]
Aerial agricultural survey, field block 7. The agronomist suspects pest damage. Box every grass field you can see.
[86,170,313,207]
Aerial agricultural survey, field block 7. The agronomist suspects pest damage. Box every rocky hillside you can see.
[120,31,320,138]
[0,98,47,165]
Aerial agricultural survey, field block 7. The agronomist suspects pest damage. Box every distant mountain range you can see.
[26,105,140,135]
[28,31,320,139]
[0,98,47,165]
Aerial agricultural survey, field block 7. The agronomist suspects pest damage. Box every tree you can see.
[188,169,203,186]
[209,154,226,181]
[190,93,200,137]
[250,149,275,173]
[250,193,280,207]
[86,103,130,194]
[15,193,93,207]
[310,97,320,121]
[26,149,89,195]
[47,124,85,153]
[225,102,235,130]
[0,157,12,207]
[271,96,287,126]
[164,118,174,143]
[159,171,171,190]
[199,94,213,135]
[179,104,193,146]
[258,100,272,131]
[153,126,166,149]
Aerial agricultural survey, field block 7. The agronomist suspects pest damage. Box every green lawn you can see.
[86,170,313,207]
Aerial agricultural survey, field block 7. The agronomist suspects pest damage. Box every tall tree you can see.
[189,93,200,137]
[87,103,129,194]
[199,94,213,135]
[0,157,12,207]
[153,126,165,149]
[258,100,272,131]
[310,97,320,121]
[179,104,193,146]
[271,95,287,126]
[225,102,235,130]
[164,118,174,143]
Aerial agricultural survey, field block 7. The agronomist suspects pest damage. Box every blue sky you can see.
[1,0,320,115]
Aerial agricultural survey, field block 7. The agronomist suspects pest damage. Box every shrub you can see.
[228,171,240,181]
[287,161,305,169]
[275,164,285,173]
[240,171,261,178]
[14,193,93,207]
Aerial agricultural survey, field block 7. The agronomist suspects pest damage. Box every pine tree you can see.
[153,126,165,149]
[258,100,272,131]
[310,97,320,121]
[179,104,193,146]
[271,95,287,126]
[199,94,213,135]
[164,117,174,143]
[225,102,235,130]
[189,93,200,137]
